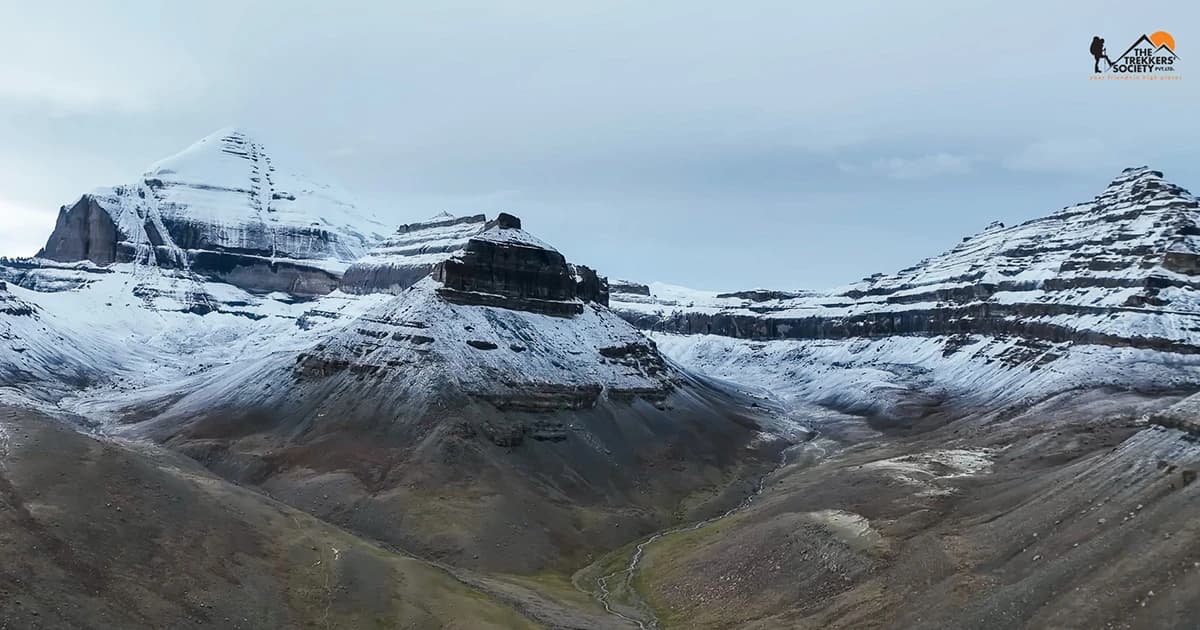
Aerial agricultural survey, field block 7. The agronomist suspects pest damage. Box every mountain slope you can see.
[599,391,1200,630]
[118,216,785,574]
[0,405,541,630]
[612,167,1200,416]
[11,133,1200,629]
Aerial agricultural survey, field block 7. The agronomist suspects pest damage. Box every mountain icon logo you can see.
[1092,31,1180,79]
[1149,31,1176,53]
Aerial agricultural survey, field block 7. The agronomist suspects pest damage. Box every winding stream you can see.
[593,441,803,629]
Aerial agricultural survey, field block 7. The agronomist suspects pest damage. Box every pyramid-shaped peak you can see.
[145,126,275,176]
[38,125,386,291]
[202,125,255,141]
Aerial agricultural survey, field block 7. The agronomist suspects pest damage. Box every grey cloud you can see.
[1003,139,1120,174]
[0,1,1198,290]
[840,153,975,180]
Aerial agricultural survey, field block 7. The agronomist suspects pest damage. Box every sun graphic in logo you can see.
[1149,31,1176,53]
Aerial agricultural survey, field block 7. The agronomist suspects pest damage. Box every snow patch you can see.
[803,509,883,553]
[860,448,995,496]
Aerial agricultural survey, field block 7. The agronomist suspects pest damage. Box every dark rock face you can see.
[341,264,432,295]
[439,238,574,301]
[716,289,806,302]
[610,280,650,296]
[639,302,1200,354]
[433,215,609,316]
[572,264,610,306]
[189,252,341,296]
[493,212,522,229]
[340,214,488,295]
[37,197,349,297]
[41,196,121,266]
[0,287,35,317]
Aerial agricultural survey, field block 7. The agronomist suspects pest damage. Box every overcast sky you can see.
[1,1,1197,290]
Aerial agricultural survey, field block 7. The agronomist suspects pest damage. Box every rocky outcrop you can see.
[434,213,609,316]
[610,280,650,296]
[340,213,487,294]
[716,289,808,302]
[40,196,123,265]
[1150,393,1200,435]
[572,264,610,306]
[189,252,341,295]
[0,285,35,317]
[613,167,1200,355]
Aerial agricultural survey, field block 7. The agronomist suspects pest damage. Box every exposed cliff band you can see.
[613,167,1200,356]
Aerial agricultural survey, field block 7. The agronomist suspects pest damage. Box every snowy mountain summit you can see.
[612,167,1200,412]
[4,129,1200,628]
[1,156,785,572]
[40,128,388,294]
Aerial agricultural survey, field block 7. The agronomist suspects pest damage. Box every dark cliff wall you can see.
[189,252,341,296]
[433,215,609,316]
[618,300,1200,354]
[41,196,121,266]
[572,265,609,306]
[610,280,650,296]
[340,264,439,296]
[438,239,576,302]
[37,196,342,296]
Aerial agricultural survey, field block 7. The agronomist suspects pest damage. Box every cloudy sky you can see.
[1,1,1196,290]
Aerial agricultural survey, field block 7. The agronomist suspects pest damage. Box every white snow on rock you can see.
[617,167,1200,334]
[615,167,1200,414]
[472,224,558,251]
[802,510,884,553]
[311,277,668,394]
[0,260,389,418]
[340,213,488,294]
[859,448,995,496]
[59,128,389,279]
[6,158,1200,441]
[142,127,388,259]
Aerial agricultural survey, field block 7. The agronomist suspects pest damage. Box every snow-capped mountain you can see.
[0,134,785,575]
[612,167,1200,414]
[8,124,1200,630]
[39,128,389,295]
[116,212,781,572]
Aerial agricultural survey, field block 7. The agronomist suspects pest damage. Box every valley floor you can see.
[4,387,1200,630]
[577,390,1200,629]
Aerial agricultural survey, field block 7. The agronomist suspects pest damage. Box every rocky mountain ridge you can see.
[615,167,1200,349]
[3,132,1200,629]
[0,130,784,577]
[611,167,1200,414]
